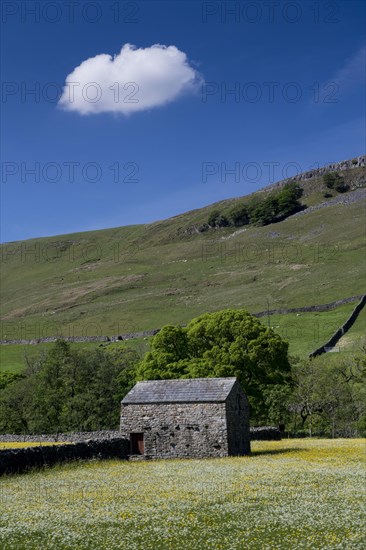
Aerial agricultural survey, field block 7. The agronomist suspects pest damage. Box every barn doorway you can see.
[130,433,144,455]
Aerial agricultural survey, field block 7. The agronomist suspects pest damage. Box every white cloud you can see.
[58,43,202,115]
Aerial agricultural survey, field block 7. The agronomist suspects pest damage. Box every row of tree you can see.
[0,343,138,433]
[207,182,304,229]
[0,309,365,437]
[264,353,366,437]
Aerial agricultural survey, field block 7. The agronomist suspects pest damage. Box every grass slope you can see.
[336,304,366,353]
[0,439,365,549]
[264,301,363,357]
[0,338,149,374]
[1,301,364,373]
[1,166,365,356]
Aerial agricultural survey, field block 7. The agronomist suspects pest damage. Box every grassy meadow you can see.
[0,439,365,549]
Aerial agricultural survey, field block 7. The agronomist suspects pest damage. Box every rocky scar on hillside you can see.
[178,156,365,236]
[264,155,365,191]
[287,188,366,219]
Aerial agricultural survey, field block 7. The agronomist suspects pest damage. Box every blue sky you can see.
[1,0,365,242]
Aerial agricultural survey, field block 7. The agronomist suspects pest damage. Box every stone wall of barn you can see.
[225,385,251,455]
[120,402,229,459]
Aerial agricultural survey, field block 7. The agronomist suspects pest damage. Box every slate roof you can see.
[122,377,238,404]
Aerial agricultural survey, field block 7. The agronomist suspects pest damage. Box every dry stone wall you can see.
[0,438,129,476]
[309,294,366,357]
[1,296,362,346]
[1,428,273,444]
[0,329,159,346]
[254,295,363,319]
[250,427,282,441]
[0,431,121,443]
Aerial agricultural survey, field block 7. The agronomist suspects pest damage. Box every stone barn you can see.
[120,377,250,459]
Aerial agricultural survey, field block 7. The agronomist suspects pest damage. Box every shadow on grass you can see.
[251,447,305,457]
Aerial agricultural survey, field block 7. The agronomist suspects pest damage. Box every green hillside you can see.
[0,338,149,374]
[1,164,365,370]
[1,301,363,373]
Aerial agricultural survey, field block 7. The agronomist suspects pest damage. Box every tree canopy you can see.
[227,203,250,226]
[137,309,291,419]
[269,348,366,437]
[0,341,139,434]
[248,182,303,225]
[1,333,365,437]
[208,209,229,228]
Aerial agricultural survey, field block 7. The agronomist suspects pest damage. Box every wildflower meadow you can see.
[0,439,365,549]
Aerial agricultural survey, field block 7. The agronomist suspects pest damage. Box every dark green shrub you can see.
[208,210,229,227]
[323,172,349,193]
[276,182,303,218]
[335,182,350,193]
[227,203,250,226]
[323,173,336,188]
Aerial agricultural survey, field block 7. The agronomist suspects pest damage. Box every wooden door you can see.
[130,433,144,455]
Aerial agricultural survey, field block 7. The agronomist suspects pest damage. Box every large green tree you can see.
[137,309,291,420]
